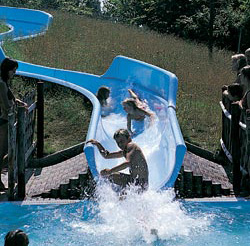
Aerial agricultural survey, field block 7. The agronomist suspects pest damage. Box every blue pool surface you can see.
[1,187,250,246]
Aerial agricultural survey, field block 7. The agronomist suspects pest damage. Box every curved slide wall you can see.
[0,6,186,190]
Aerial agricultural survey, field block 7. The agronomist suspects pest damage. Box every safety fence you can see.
[7,79,44,200]
[6,76,90,201]
[220,90,250,195]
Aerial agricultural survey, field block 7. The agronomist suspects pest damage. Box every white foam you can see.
[71,184,211,244]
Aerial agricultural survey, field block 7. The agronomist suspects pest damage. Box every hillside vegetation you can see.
[0,23,9,33]
[1,0,249,51]
[3,11,235,153]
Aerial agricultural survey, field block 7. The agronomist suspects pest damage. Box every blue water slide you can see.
[0,6,186,190]
[0,6,52,43]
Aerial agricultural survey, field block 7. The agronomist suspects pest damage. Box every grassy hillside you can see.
[0,23,9,33]
[3,11,235,153]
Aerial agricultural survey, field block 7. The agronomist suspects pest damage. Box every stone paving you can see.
[25,153,88,198]
[0,150,233,200]
[0,153,88,200]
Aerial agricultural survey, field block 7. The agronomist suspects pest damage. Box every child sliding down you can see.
[122,89,154,136]
[87,129,148,191]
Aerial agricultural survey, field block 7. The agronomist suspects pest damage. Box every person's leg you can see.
[109,173,131,188]
[133,178,148,193]
[0,123,8,190]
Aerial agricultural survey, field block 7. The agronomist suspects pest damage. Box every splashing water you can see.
[3,187,250,245]
[71,183,210,245]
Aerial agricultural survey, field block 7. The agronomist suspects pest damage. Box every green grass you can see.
[43,87,92,154]
[3,11,235,153]
[9,76,92,154]
[0,23,9,33]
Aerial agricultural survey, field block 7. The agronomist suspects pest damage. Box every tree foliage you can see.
[1,0,249,51]
[0,0,101,16]
[103,0,250,51]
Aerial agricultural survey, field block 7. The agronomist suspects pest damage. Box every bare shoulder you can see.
[127,142,140,151]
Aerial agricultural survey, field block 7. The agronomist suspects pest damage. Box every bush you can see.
[0,0,101,15]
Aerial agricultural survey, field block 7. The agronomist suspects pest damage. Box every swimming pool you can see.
[1,185,250,246]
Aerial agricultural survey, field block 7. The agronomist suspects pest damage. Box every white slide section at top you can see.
[0,6,186,190]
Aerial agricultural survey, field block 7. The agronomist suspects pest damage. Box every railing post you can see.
[8,112,16,201]
[37,81,44,158]
[17,106,26,200]
[230,103,241,195]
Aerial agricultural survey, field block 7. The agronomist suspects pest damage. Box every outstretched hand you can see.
[86,139,99,145]
[100,168,111,176]
[16,99,29,110]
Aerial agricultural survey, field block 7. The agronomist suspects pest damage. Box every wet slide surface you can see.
[0,6,186,190]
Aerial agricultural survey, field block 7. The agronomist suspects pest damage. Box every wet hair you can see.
[1,57,18,82]
[96,86,110,104]
[122,98,137,109]
[228,83,243,99]
[231,54,247,71]
[241,65,250,82]
[113,129,130,140]
[4,229,29,246]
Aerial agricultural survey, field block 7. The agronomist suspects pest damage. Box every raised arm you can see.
[128,89,139,100]
[140,107,155,125]
[142,108,154,117]
[87,139,123,159]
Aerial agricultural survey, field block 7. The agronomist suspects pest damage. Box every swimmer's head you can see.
[113,129,131,150]
[122,98,137,113]
[97,86,110,106]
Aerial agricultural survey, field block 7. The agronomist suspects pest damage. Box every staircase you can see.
[39,171,95,199]
[32,151,233,200]
[174,151,233,198]
[175,166,232,198]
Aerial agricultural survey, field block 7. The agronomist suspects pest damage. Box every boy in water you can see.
[122,89,154,135]
[87,129,149,191]
[5,229,29,246]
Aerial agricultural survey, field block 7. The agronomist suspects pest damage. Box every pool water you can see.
[1,184,250,246]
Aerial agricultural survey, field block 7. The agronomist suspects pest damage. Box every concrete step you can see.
[175,167,232,198]
[39,171,95,200]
